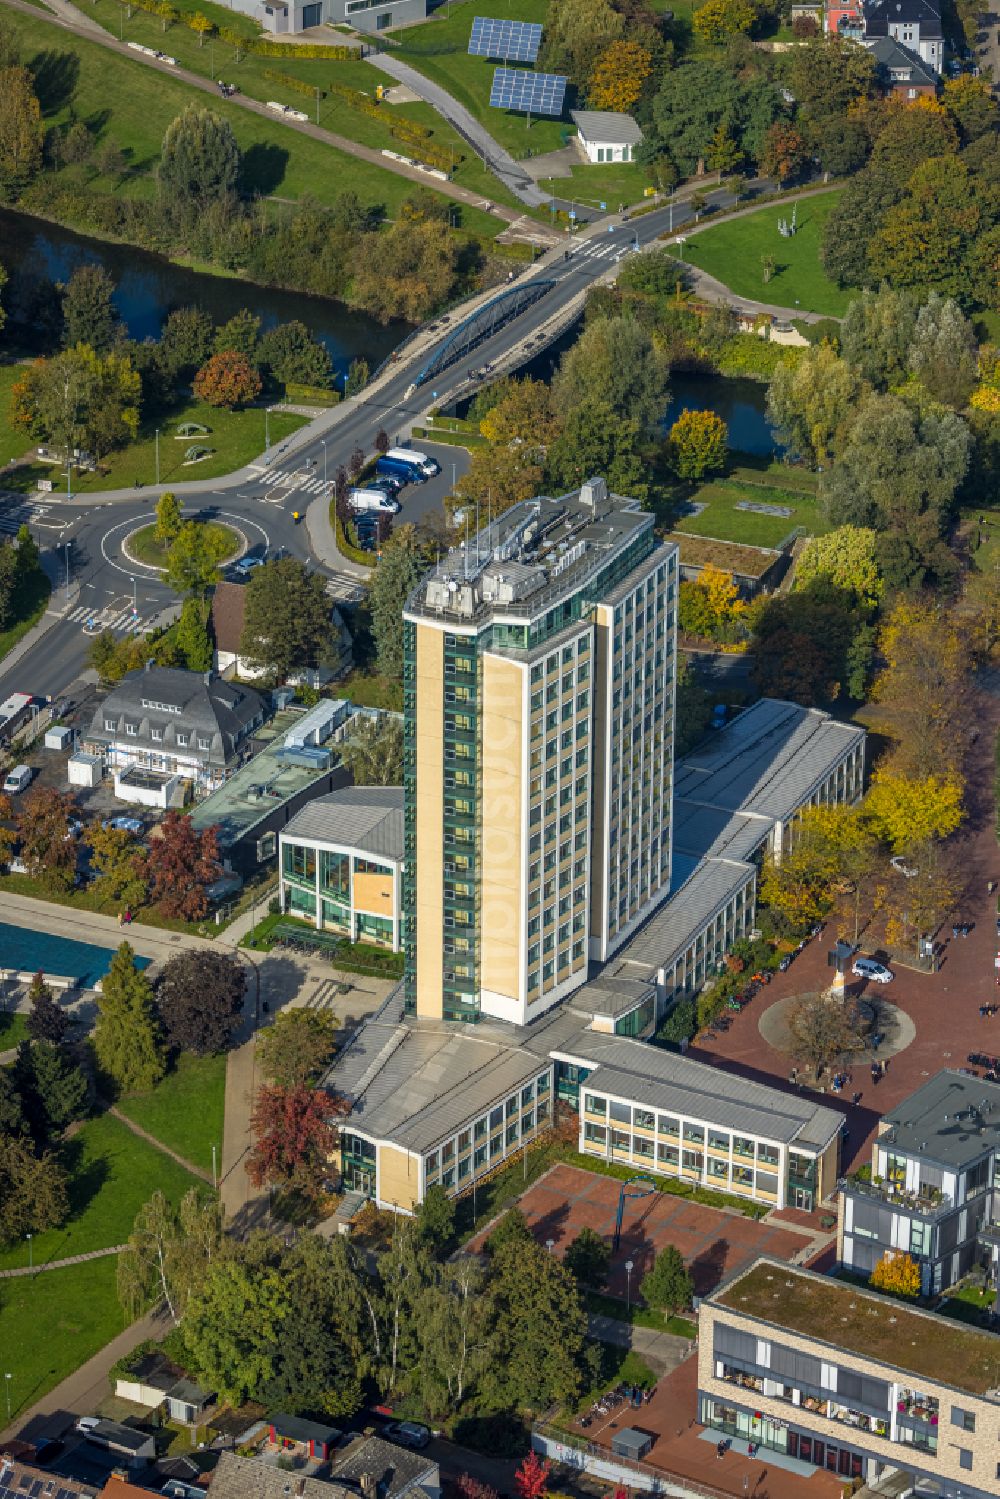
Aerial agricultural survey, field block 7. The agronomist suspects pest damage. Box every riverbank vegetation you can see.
[0,9,509,320]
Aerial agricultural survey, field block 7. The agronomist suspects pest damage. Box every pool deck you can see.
[0,890,216,969]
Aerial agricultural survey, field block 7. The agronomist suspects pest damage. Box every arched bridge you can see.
[410,278,555,390]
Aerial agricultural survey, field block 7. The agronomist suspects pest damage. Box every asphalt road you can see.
[0,180,769,704]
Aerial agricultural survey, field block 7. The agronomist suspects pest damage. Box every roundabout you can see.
[121,519,244,573]
[758,989,917,1075]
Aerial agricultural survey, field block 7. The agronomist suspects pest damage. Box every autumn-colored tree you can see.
[16,787,78,891]
[667,408,728,479]
[247,1084,348,1201]
[677,563,746,643]
[479,377,559,451]
[794,526,882,610]
[875,836,964,957]
[0,65,44,202]
[693,0,756,44]
[154,491,183,547]
[587,40,652,113]
[759,121,808,182]
[513,1451,551,1499]
[864,770,964,854]
[145,811,221,920]
[871,599,972,780]
[707,120,743,174]
[190,10,215,44]
[0,790,16,869]
[870,1250,921,1298]
[761,804,878,937]
[193,350,262,409]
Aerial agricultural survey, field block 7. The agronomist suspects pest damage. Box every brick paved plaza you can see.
[472,1162,815,1296]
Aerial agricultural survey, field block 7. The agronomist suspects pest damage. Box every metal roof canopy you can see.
[469,16,542,61]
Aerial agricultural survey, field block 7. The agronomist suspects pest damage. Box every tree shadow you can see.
[689,1236,730,1297]
[240,142,289,198]
[58,1132,111,1228]
[28,48,80,114]
[529,1197,571,1251]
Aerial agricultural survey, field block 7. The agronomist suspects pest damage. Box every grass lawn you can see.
[82,0,519,212]
[337,668,403,712]
[0,1256,127,1423]
[586,1288,697,1338]
[389,0,568,161]
[117,1052,227,1175]
[669,190,850,318]
[1,401,306,495]
[573,1344,657,1415]
[0,567,52,663]
[0,365,33,467]
[127,520,240,569]
[671,474,831,547]
[5,9,503,238]
[541,160,658,212]
[0,1112,203,1272]
[0,870,216,937]
[0,1008,29,1052]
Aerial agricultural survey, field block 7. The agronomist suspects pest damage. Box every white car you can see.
[75,1417,100,1433]
[852,957,894,985]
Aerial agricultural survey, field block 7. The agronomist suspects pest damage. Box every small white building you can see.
[570,109,643,164]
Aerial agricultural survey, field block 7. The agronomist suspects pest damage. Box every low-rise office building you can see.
[700,1258,1000,1496]
[838,1071,1000,1296]
[227,0,426,36]
[280,786,404,950]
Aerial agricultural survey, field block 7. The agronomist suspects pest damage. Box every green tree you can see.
[158,104,241,216]
[485,1207,533,1255]
[481,1235,592,1410]
[257,1008,337,1088]
[266,1236,365,1417]
[12,344,141,464]
[373,1216,434,1396]
[259,321,332,388]
[563,1227,611,1288]
[0,1137,69,1248]
[0,65,43,202]
[540,0,624,83]
[369,525,424,680]
[157,306,214,382]
[766,343,866,466]
[794,526,882,610]
[62,264,120,353]
[415,1183,456,1254]
[182,1253,291,1404]
[820,166,905,289]
[338,715,404,787]
[840,283,917,390]
[907,293,978,407]
[647,58,783,179]
[154,490,183,546]
[25,972,69,1047]
[238,556,337,681]
[750,577,871,704]
[117,1187,218,1323]
[93,940,166,1096]
[545,400,646,499]
[351,220,461,324]
[412,1256,488,1414]
[667,408,728,479]
[175,596,213,671]
[14,1039,88,1142]
[867,156,987,304]
[345,357,369,397]
[554,315,669,434]
[641,1243,693,1317]
[86,819,148,911]
[213,308,261,362]
[657,997,696,1048]
[165,520,229,596]
[0,1069,28,1139]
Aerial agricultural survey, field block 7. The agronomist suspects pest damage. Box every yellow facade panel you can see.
[480,653,524,1004]
[378,1144,421,1211]
[353,871,395,918]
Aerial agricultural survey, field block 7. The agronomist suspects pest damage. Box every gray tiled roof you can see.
[207,1453,338,1499]
[85,666,264,769]
[281,786,404,863]
[330,1435,437,1498]
[865,34,938,87]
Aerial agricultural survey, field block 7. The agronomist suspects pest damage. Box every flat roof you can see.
[282,786,404,864]
[715,1259,1000,1399]
[668,532,780,579]
[879,1070,1000,1170]
[405,479,653,627]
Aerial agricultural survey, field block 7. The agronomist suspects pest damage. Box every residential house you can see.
[114,1350,214,1424]
[865,33,939,96]
[861,0,943,73]
[838,1070,1000,1296]
[0,1460,97,1499]
[211,581,351,689]
[267,1415,340,1462]
[700,1257,1000,1495]
[207,1441,439,1499]
[84,664,265,800]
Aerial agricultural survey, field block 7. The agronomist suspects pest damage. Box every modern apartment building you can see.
[401,478,678,1027]
[838,1071,1000,1296]
[701,1259,1000,1496]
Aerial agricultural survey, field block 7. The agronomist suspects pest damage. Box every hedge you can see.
[284,381,340,405]
[263,68,326,100]
[333,505,375,567]
[121,1,357,57]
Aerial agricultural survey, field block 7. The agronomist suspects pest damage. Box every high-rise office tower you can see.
[402,478,678,1026]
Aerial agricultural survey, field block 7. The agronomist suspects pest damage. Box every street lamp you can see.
[625,1258,634,1311]
[63,539,72,600]
[131,576,137,615]
[265,408,270,451]
[4,1372,10,1421]
[26,1233,32,1273]
[321,439,328,486]
[545,1238,555,1254]
[155,428,160,487]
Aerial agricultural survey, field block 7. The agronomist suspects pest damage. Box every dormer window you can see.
[104,718,116,731]
[125,723,137,737]
[151,728,163,743]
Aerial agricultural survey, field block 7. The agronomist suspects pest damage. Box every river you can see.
[0,207,407,380]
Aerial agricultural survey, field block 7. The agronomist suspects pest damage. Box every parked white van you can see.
[349,488,400,515]
[3,764,33,795]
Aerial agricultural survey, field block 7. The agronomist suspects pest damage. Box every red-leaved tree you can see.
[246,1084,349,1200]
[144,810,222,920]
[193,350,262,409]
[514,1452,551,1499]
[17,786,78,890]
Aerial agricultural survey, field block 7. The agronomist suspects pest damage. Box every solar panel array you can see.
[469,17,543,61]
[0,1471,89,1499]
[489,66,567,116]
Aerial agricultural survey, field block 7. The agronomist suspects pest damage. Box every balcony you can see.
[840,1173,953,1218]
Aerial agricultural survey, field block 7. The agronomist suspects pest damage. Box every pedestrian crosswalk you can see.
[326,573,366,604]
[0,500,71,536]
[65,602,161,636]
[248,464,329,497]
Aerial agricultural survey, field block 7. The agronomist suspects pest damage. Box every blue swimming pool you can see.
[0,922,151,990]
